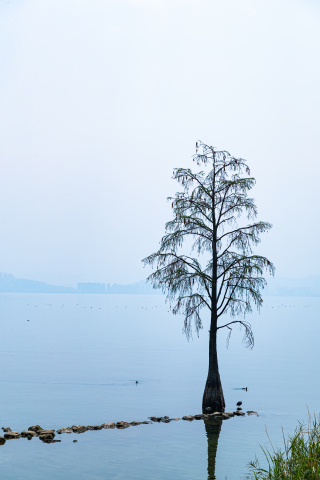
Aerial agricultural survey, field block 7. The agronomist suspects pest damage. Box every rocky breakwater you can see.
[0,409,257,446]
[1,425,60,444]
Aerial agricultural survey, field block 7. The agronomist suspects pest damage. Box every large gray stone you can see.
[116,421,131,429]
[72,425,88,433]
[39,432,55,442]
[4,432,21,439]
[28,425,43,433]
[21,431,37,437]
[102,423,115,429]
[87,425,103,430]
[182,415,194,421]
[57,427,73,434]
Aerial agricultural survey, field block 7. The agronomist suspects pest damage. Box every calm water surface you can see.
[0,293,319,479]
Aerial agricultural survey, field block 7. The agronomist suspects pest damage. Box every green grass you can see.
[249,412,320,479]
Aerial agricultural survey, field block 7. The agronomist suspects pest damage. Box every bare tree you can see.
[142,141,275,411]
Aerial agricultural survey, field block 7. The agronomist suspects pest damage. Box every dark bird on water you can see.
[136,381,138,384]
[237,401,242,406]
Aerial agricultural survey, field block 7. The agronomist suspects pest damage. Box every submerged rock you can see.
[0,436,6,445]
[4,432,21,439]
[141,421,152,424]
[130,421,141,426]
[182,416,194,421]
[116,421,131,429]
[170,418,181,421]
[247,411,258,415]
[102,423,115,429]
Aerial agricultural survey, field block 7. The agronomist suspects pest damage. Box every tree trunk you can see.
[202,315,225,412]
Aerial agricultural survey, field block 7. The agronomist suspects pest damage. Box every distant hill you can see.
[0,273,161,294]
[264,275,320,297]
[106,280,161,294]
[0,273,77,293]
[1,272,319,296]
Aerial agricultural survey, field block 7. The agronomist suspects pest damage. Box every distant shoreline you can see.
[1,272,320,296]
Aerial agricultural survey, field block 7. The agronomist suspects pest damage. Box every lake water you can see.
[0,293,319,479]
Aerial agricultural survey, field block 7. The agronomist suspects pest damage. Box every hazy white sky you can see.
[0,0,319,287]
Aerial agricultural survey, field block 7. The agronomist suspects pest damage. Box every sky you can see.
[0,0,319,287]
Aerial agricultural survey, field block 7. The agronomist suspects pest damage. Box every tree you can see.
[142,141,275,411]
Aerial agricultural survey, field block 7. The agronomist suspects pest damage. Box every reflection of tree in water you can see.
[204,418,223,480]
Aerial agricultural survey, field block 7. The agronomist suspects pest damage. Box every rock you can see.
[116,421,131,429]
[234,411,245,416]
[2,427,12,433]
[222,413,234,419]
[163,416,169,419]
[21,431,37,437]
[213,412,222,416]
[182,416,194,421]
[39,433,56,443]
[141,421,152,424]
[57,428,73,434]
[160,419,171,423]
[41,430,55,435]
[73,440,77,443]
[87,425,102,430]
[0,436,6,445]
[170,418,181,421]
[28,425,43,433]
[247,411,258,415]
[4,432,21,439]
[194,414,205,420]
[130,421,141,426]
[102,423,115,429]
[149,417,162,422]
[72,425,88,433]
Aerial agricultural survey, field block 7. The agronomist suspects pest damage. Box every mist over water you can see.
[0,293,319,479]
